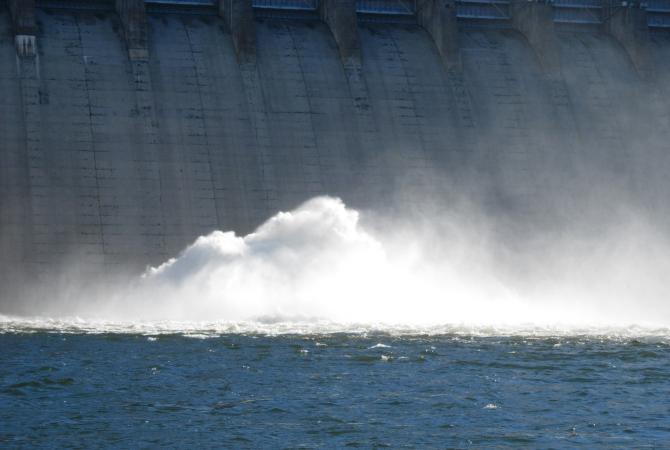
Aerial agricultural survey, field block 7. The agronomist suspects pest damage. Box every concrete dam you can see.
[1,0,669,306]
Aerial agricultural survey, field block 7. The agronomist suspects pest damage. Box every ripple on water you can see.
[0,332,668,447]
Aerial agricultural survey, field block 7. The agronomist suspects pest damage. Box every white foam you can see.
[369,343,392,349]
[1,315,668,340]
[4,196,670,337]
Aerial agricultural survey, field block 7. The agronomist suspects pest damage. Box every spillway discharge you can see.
[2,196,669,336]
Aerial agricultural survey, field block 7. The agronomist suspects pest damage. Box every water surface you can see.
[1,332,669,448]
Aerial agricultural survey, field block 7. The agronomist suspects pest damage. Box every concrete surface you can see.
[0,4,669,303]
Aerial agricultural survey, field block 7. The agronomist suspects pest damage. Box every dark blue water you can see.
[1,333,669,448]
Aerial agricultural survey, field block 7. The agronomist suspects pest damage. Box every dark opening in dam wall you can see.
[0,0,669,305]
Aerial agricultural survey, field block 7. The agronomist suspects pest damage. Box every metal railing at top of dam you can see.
[143,0,218,14]
[249,0,417,22]
[250,0,320,20]
[552,0,603,25]
[356,0,416,15]
[551,0,670,30]
[646,0,670,28]
[456,0,511,22]
[453,0,670,31]
[252,0,319,10]
[145,0,216,4]
[251,0,417,15]
[30,0,670,30]
[454,0,604,27]
[35,0,115,11]
[143,0,323,11]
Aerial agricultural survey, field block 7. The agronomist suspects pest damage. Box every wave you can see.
[1,315,669,340]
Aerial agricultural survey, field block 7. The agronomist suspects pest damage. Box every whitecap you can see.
[368,343,392,349]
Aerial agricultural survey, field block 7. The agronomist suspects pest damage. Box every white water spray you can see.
[2,196,669,336]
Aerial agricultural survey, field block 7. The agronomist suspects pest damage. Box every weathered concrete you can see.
[416,0,460,70]
[604,1,652,79]
[646,33,670,212]
[0,10,31,298]
[7,0,36,56]
[509,0,560,73]
[0,7,669,309]
[115,0,149,60]
[218,0,255,58]
[319,0,360,61]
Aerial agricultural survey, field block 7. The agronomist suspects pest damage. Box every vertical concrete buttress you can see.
[115,0,149,60]
[218,0,256,59]
[509,0,561,73]
[319,0,360,61]
[8,0,36,56]
[416,0,460,70]
[9,0,40,281]
[604,1,652,79]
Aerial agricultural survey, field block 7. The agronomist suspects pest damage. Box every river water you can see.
[1,330,669,448]
[3,198,670,447]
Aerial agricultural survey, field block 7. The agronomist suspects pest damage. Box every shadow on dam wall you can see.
[0,2,669,300]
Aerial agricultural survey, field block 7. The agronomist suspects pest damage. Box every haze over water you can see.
[3,196,670,336]
[2,198,670,448]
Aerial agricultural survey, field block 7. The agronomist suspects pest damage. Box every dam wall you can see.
[0,0,669,303]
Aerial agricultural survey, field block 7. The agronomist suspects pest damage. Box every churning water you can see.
[2,198,670,447]
[3,196,670,334]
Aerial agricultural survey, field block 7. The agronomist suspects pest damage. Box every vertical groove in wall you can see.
[255,21,325,209]
[240,60,277,217]
[359,25,437,205]
[342,57,388,207]
[129,58,168,264]
[1,10,35,292]
[460,30,536,213]
[147,14,207,256]
[182,21,221,231]
[566,34,629,173]
[74,14,107,262]
[17,52,46,271]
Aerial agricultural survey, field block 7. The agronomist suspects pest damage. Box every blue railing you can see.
[252,0,319,9]
[646,0,670,28]
[140,0,668,29]
[145,0,216,4]
[456,0,511,21]
[552,0,603,25]
[356,0,416,14]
